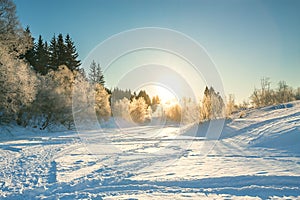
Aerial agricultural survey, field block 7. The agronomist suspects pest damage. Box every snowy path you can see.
[0,102,300,199]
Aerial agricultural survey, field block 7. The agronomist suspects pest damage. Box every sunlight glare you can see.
[138,84,178,104]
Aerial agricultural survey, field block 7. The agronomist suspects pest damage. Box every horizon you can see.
[14,0,300,103]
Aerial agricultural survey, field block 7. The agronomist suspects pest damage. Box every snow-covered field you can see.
[0,102,300,199]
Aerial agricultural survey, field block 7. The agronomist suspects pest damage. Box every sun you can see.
[138,84,178,104]
[154,86,178,104]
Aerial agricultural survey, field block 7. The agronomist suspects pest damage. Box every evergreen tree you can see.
[151,95,160,105]
[111,88,132,104]
[57,33,66,66]
[88,60,105,85]
[24,26,35,65]
[48,34,59,70]
[137,90,151,107]
[130,92,137,101]
[34,35,49,75]
[96,63,105,85]
[151,95,160,112]
[65,34,81,71]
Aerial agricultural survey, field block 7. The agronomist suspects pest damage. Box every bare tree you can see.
[226,94,237,118]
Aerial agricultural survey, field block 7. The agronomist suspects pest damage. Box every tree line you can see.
[24,30,81,75]
[250,77,300,108]
[1,0,299,129]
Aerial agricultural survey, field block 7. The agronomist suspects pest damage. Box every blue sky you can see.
[14,0,300,102]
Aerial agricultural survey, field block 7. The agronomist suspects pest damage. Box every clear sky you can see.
[14,0,300,102]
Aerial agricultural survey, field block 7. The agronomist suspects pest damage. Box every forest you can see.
[1,0,300,130]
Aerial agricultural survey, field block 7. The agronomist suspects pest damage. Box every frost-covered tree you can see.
[29,65,74,129]
[295,87,300,100]
[181,98,199,124]
[225,94,237,118]
[94,83,111,121]
[88,60,105,85]
[250,77,276,107]
[130,97,149,123]
[72,71,94,120]
[200,86,225,121]
[0,0,37,123]
[276,81,295,104]
[0,0,32,57]
[112,96,151,123]
[151,95,160,112]
[250,78,296,108]
[136,90,151,107]
[112,97,131,121]
[165,103,181,123]
[200,87,211,120]
[0,57,38,124]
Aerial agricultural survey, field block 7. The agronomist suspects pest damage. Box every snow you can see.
[0,101,300,199]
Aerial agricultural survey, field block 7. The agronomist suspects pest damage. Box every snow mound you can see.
[181,101,300,154]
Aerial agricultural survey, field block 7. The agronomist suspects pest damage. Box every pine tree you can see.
[151,95,160,105]
[111,88,132,104]
[151,95,160,112]
[57,33,66,66]
[34,35,49,75]
[65,34,81,71]
[130,92,137,101]
[24,26,36,66]
[88,60,105,85]
[137,90,151,107]
[96,63,105,85]
[48,34,59,70]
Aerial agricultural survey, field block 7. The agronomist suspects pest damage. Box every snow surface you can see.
[0,101,300,199]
